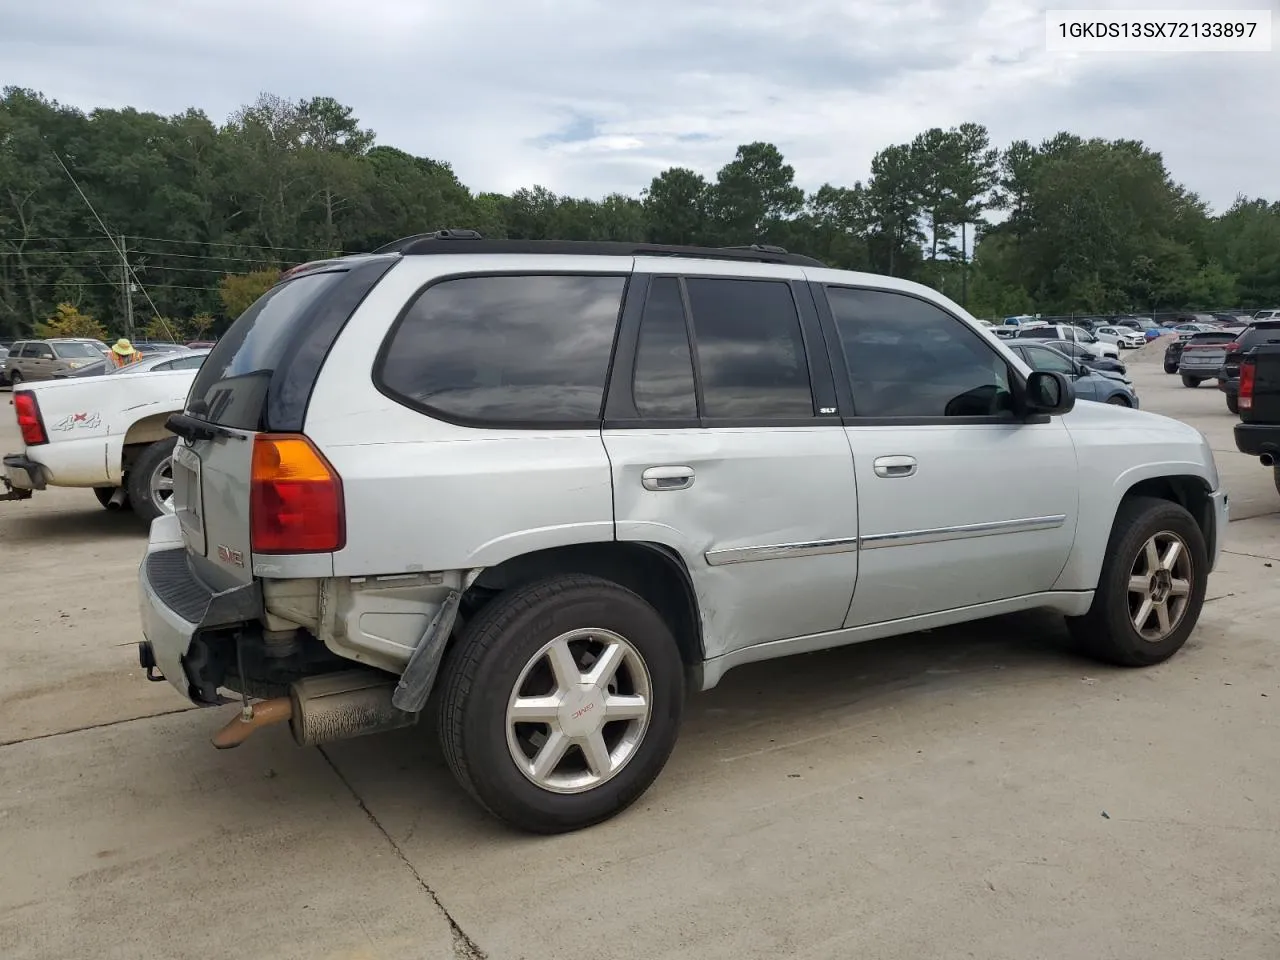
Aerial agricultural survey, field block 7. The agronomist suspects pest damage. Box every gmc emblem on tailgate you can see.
[217,545,244,568]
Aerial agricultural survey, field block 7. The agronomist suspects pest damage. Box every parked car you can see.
[53,348,208,380]
[4,338,112,383]
[1094,324,1145,349]
[989,326,1020,340]
[1218,321,1280,414]
[2,352,209,519]
[1176,331,1239,388]
[1233,342,1280,496]
[1115,317,1163,339]
[1030,338,1127,375]
[129,339,189,354]
[1172,330,1239,384]
[1006,340,1139,406]
[134,235,1223,834]
[1169,322,1219,337]
[1251,309,1280,322]
[1012,324,1120,359]
[0,344,9,387]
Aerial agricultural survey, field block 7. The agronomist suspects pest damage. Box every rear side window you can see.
[28,343,53,358]
[187,271,346,429]
[378,274,626,424]
[684,277,813,419]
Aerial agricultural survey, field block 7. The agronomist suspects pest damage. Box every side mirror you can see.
[1024,370,1075,416]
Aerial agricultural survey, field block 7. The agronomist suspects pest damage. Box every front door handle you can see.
[641,465,695,491]
[873,455,917,478]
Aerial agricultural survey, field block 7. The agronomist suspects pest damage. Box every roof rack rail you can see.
[377,234,826,267]
[371,229,484,254]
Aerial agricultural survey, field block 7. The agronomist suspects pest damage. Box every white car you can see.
[3,351,208,519]
[136,236,1226,834]
[1017,324,1121,360]
[1094,325,1145,349]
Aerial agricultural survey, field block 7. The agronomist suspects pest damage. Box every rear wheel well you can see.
[1120,475,1213,552]
[121,413,176,474]
[462,543,704,667]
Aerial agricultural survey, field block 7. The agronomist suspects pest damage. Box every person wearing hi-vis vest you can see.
[108,338,143,369]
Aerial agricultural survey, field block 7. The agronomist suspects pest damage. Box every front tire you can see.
[437,575,686,834]
[1164,360,1178,374]
[126,437,177,523]
[1068,496,1207,667]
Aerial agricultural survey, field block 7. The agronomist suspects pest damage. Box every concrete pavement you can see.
[2,360,1278,960]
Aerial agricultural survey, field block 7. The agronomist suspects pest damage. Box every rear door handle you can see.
[642,465,695,491]
[873,455,917,478]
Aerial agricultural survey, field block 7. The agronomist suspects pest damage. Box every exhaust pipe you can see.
[211,670,415,750]
[1261,453,1275,467]
[106,486,128,510]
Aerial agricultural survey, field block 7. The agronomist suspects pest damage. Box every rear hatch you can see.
[1178,332,1236,370]
[168,258,395,592]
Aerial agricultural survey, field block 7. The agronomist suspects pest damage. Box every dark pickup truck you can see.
[1234,343,1280,496]
[1220,320,1280,414]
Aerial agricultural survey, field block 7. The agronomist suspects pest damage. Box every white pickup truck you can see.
[3,351,206,520]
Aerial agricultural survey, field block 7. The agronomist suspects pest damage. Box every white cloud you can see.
[2,0,1276,211]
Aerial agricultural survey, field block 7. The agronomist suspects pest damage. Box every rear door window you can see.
[683,277,814,419]
[186,271,346,429]
[377,273,627,425]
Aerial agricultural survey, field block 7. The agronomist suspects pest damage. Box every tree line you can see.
[2,86,1278,341]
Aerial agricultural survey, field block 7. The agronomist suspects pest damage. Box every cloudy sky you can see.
[3,0,1277,212]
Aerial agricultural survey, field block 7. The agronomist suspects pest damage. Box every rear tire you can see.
[1180,374,1201,388]
[8,371,21,386]
[1274,466,1280,498]
[1163,360,1178,374]
[1226,395,1239,415]
[1068,496,1207,667]
[437,574,685,834]
[126,437,177,523]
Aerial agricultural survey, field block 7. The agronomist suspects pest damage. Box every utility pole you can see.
[119,234,134,340]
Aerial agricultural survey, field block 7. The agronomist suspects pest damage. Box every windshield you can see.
[53,341,105,359]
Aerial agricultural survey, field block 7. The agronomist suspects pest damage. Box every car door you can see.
[811,283,1079,626]
[24,342,55,380]
[602,264,858,660]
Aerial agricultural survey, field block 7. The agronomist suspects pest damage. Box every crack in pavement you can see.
[1222,548,1280,563]
[0,706,200,748]
[317,745,487,960]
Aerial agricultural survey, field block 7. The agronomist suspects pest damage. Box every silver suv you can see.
[5,338,110,383]
[137,234,1226,833]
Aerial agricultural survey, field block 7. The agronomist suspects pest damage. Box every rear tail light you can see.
[13,391,47,446]
[1239,359,1256,411]
[249,434,345,553]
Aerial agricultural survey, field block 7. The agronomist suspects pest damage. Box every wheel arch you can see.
[1056,469,1215,591]
[463,541,705,669]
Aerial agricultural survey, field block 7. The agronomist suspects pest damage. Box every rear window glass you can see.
[187,272,345,429]
[377,274,626,424]
[1240,324,1280,348]
[1188,332,1235,343]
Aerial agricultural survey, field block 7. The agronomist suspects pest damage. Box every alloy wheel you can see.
[505,627,652,795]
[1127,531,1193,642]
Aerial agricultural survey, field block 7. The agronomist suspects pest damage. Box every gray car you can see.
[5,338,112,384]
[1008,340,1140,407]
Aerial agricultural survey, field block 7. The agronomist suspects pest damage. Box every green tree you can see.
[36,302,107,339]
[707,142,804,245]
[643,167,710,245]
[218,269,280,320]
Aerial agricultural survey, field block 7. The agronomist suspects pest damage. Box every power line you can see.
[19,280,222,290]
[0,234,336,254]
